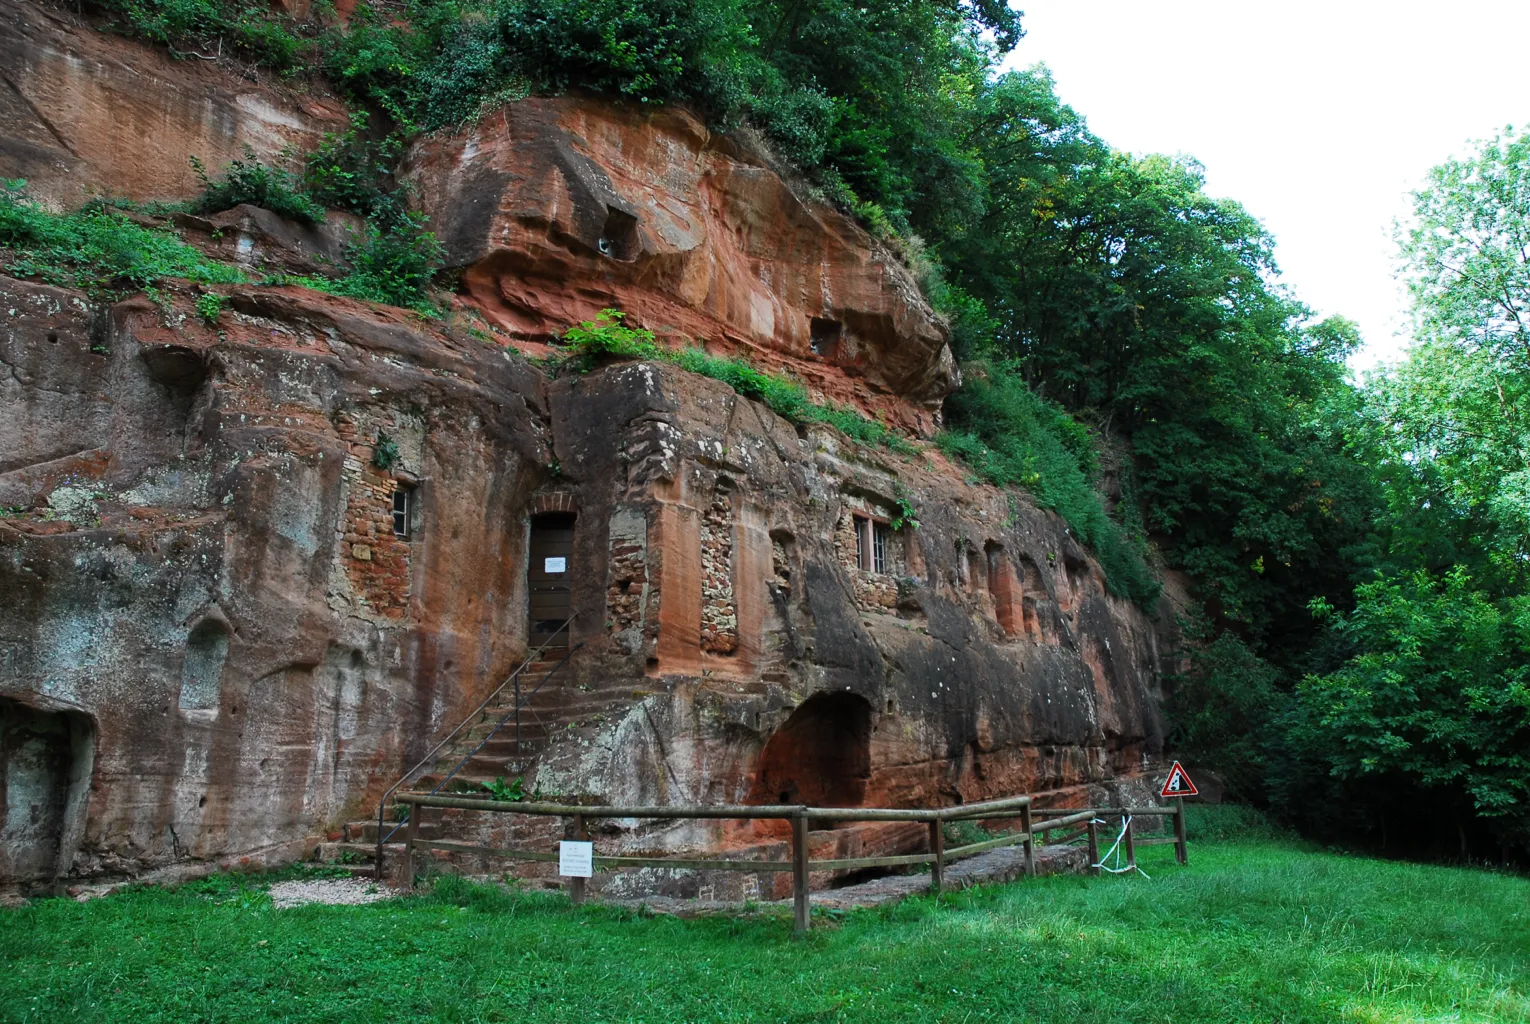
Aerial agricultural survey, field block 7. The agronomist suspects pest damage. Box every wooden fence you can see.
[394,792,1188,932]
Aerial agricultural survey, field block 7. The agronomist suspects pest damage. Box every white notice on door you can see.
[544,556,566,574]
[559,840,593,878]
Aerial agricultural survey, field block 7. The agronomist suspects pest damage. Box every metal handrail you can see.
[371,615,577,877]
[411,642,582,803]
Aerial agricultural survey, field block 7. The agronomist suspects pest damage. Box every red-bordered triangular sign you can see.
[1160,761,1198,798]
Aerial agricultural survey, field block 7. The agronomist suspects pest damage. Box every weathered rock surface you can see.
[0,1,344,207]
[405,98,958,434]
[1,276,550,886]
[0,270,1170,891]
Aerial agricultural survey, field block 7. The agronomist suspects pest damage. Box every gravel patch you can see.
[268,877,399,909]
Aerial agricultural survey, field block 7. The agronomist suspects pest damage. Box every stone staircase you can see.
[314,647,659,877]
[315,653,575,876]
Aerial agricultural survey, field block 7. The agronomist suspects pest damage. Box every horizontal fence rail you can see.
[392,792,1190,931]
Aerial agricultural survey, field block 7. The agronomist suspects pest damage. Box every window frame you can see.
[852,514,893,574]
[392,483,416,540]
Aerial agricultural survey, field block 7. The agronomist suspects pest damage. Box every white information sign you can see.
[559,840,593,877]
[544,556,567,574]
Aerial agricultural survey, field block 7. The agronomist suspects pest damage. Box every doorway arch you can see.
[748,692,872,809]
[1,698,95,887]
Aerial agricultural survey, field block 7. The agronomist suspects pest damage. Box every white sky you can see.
[1002,1,1530,370]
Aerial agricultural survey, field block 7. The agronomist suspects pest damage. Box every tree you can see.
[1288,127,1530,857]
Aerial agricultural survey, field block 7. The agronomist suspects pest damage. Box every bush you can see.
[939,362,1159,606]
[94,0,305,72]
[0,180,246,295]
[191,150,326,224]
[328,214,445,310]
[1165,632,1288,803]
[562,308,663,367]
[1182,803,1287,843]
[491,0,739,105]
[302,115,403,220]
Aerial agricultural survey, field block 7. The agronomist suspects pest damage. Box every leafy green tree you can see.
[1283,127,1530,857]
[942,69,1379,652]
[1300,573,1530,850]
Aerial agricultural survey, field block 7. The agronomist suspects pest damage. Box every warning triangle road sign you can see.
[1160,761,1198,798]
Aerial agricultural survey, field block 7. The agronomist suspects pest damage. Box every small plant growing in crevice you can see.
[195,292,225,325]
[372,432,401,470]
[481,775,525,802]
[890,485,920,531]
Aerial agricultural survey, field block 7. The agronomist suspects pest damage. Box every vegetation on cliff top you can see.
[0,179,442,312]
[561,308,917,455]
[0,180,246,295]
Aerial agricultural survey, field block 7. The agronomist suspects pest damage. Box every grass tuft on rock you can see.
[561,308,916,454]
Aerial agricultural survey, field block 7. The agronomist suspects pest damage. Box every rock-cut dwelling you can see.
[0,4,1175,894]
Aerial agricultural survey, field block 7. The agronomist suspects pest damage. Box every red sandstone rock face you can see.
[0,275,550,884]
[0,3,345,207]
[1,272,1171,890]
[404,98,958,435]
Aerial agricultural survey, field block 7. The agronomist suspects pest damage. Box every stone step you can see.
[460,721,550,744]
[414,771,534,792]
[347,820,448,843]
[315,840,400,864]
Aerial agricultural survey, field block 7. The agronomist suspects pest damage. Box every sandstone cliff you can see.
[0,6,1171,892]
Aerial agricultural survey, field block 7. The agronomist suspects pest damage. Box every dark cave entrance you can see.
[0,698,94,888]
[749,692,872,811]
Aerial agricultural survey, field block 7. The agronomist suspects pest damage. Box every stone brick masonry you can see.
[700,484,738,654]
[335,411,413,619]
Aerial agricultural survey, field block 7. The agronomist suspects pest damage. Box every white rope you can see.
[1091,815,1150,879]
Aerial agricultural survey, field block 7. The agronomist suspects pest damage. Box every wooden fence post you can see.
[1123,815,1136,870]
[792,812,810,933]
[928,819,944,895]
[1020,804,1036,876]
[1086,819,1100,877]
[401,800,420,890]
[1174,797,1188,865]
[569,812,587,906]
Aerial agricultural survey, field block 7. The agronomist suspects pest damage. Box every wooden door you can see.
[528,513,575,647]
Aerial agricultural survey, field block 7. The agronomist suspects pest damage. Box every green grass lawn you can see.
[2,810,1527,1023]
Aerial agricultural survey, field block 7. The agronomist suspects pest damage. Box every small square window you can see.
[810,317,842,359]
[392,485,415,539]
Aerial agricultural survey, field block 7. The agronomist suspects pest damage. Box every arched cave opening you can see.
[748,691,872,811]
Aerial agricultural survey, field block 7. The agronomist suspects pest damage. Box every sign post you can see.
[562,813,593,905]
[1159,761,1197,866]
